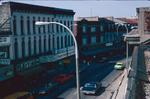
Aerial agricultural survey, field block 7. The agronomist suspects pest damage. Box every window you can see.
[64,21,67,32]
[68,35,70,46]
[82,25,86,33]
[68,21,70,28]
[52,35,55,50]
[64,35,67,47]
[71,21,73,31]
[82,38,87,45]
[49,35,51,50]
[27,16,30,35]
[38,17,41,34]
[34,37,36,55]
[100,36,104,44]
[52,18,54,32]
[39,36,41,54]
[100,25,104,32]
[57,36,59,49]
[60,20,63,33]
[20,16,24,35]
[22,37,25,58]
[48,18,50,33]
[28,37,31,56]
[91,26,96,32]
[33,17,36,34]
[61,36,63,48]
[13,16,17,35]
[43,17,46,33]
[56,20,59,33]
[14,38,18,59]
[71,37,73,46]
[91,36,96,44]
[44,36,46,52]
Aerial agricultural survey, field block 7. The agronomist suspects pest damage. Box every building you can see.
[0,2,75,81]
[76,16,127,62]
[137,7,150,43]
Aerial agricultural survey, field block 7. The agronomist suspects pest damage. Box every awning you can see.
[80,46,121,56]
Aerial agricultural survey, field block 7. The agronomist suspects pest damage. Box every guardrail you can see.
[125,45,148,99]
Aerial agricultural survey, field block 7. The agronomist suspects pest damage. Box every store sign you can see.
[0,52,7,58]
[144,11,150,33]
[18,59,40,70]
[105,43,113,46]
[0,59,10,65]
[5,71,14,76]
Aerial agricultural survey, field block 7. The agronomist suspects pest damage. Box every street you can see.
[35,55,125,99]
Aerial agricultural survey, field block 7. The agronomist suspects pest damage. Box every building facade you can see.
[76,17,130,61]
[137,7,150,43]
[0,2,75,81]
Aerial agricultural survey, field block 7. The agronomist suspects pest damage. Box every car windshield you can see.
[116,62,123,65]
[84,83,96,88]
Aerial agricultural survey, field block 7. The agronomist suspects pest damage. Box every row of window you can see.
[82,24,116,33]
[13,16,73,35]
[82,32,122,45]
[14,35,74,59]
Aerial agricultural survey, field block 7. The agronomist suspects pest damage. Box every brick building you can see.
[76,16,128,62]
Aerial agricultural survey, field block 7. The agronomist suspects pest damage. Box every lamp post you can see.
[35,21,81,99]
[116,23,129,69]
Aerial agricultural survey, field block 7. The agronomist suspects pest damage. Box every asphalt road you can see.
[36,55,125,99]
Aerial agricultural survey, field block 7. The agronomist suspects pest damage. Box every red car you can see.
[52,74,74,84]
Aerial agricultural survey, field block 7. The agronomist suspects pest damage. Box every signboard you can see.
[0,52,7,58]
[144,11,150,33]
[0,37,10,45]
[0,59,11,65]
[17,59,40,71]
[105,43,113,46]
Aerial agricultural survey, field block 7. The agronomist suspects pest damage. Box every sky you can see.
[0,0,150,19]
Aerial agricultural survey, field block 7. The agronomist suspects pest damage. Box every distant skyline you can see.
[0,0,150,19]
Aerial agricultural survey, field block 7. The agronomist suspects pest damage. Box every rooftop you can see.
[77,16,99,21]
[1,1,75,15]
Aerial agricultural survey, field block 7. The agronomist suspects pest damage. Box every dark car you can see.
[31,81,59,95]
[80,82,101,95]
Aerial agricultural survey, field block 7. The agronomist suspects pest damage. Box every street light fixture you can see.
[35,21,81,99]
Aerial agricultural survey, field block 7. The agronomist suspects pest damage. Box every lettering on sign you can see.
[0,59,10,65]
[17,59,40,71]
[0,52,7,58]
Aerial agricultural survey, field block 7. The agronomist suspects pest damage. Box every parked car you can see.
[31,81,59,95]
[114,62,125,70]
[52,74,74,84]
[4,91,34,99]
[80,82,101,95]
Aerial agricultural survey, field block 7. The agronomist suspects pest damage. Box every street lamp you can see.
[115,23,129,69]
[35,21,81,99]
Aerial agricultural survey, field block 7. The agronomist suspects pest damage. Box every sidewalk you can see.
[96,70,126,99]
[111,70,128,99]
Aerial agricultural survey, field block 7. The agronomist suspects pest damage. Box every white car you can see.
[114,62,125,70]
